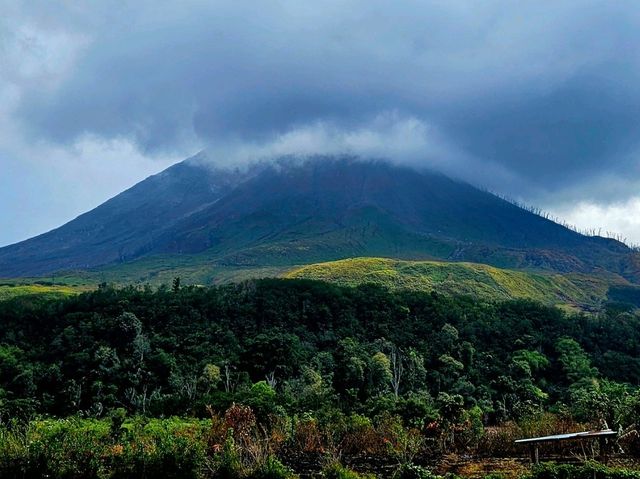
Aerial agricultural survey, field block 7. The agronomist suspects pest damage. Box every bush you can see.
[292,415,324,453]
[341,414,381,454]
[25,418,109,479]
[393,463,442,479]
[212,430,242,479]
[248,456,297,479]
[322,462,376,479]
[0,423,33,478]
[109,418,207,479]
[0,417,210,479]
[527,461,640,479]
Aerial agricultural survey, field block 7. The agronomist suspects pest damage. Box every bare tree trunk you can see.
[266,370,277,389]
[390,346,404,398]
[224,364,237,393]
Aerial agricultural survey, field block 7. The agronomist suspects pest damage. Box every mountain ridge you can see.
[1,154,638,283]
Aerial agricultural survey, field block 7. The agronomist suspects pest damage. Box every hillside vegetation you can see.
[2,257,625,311]
[1,280,640,477]
[0,283,87,301]
[287,257,616,308]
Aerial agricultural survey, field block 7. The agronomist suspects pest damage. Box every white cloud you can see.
[0,12,186,246]
[200,111,522,189]
[203,112,446,164]
[551,198,640,245]
[0,135,179,246]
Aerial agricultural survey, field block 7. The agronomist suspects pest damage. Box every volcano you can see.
[1,154,638,283]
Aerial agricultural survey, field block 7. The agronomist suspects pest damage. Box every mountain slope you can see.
[157,158,632,274]
[0,154,638,282]
[0,154,258,276]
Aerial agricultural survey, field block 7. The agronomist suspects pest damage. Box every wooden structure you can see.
[515,429,617,464]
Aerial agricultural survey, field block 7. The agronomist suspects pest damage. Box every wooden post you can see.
[530,445,535,463]
[530,445,540,464]
[599,437,609,464]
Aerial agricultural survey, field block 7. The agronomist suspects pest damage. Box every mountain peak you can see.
[0,154,636,282]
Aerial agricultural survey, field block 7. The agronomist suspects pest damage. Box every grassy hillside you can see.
[3,255,628,310]
[0,283,89,301]
[286,257,616,308]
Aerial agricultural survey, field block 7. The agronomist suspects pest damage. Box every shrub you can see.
[211,430,243,479]
[293,415,324,453]
[0,417,211,479]
[109,418,208,479]
[225,404,257,444]
[393,463,442,479]
[26,418,108,479]
[341,414,381,454]
[0,423,32,478]
[527,461,640,479]
[239,382,278,421]
[109,408,127,439]
[322,462,376,479]
[247,456,297,479]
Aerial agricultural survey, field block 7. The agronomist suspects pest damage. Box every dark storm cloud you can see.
[440,73,640,184]
[12,0,640,200]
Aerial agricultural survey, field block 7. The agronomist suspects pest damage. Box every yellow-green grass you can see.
[0,255,623,309]
[286,257,615,308]
[0,284,91,301]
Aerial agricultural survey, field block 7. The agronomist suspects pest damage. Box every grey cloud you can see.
[9,0,640,202]
[440,73,640,184]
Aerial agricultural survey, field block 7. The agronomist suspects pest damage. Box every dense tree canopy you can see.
[0,279,639,428]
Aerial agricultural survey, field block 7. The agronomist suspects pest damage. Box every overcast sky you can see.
[2,1,640,247]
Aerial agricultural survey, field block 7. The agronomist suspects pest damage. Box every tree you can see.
[201,363,221,394]
[404,348,427,393]
[369,351,392,395]
[556,337,598,386]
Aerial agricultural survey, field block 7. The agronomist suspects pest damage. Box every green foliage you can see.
[393,463,446,479]
[526,461,640,479]
[2,409,640,478]
[0,279,638,423]
[0,278,640,476]
[322,462,376,479]
[247,456,297,479]
[556,338,598,382]
[245,381,277,419]
[215,431,242,479]
[3,279,640,476]
[370,351,393,394]
[513,350,550,375]
[0,417,209,479]
[109,408,127,439]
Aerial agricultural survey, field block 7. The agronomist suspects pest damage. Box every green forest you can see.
[2,279,640,478]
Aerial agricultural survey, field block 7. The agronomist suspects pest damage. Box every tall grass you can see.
[0,409,635,479]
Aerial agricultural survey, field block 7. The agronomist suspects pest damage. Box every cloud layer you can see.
[2,1,640,245]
